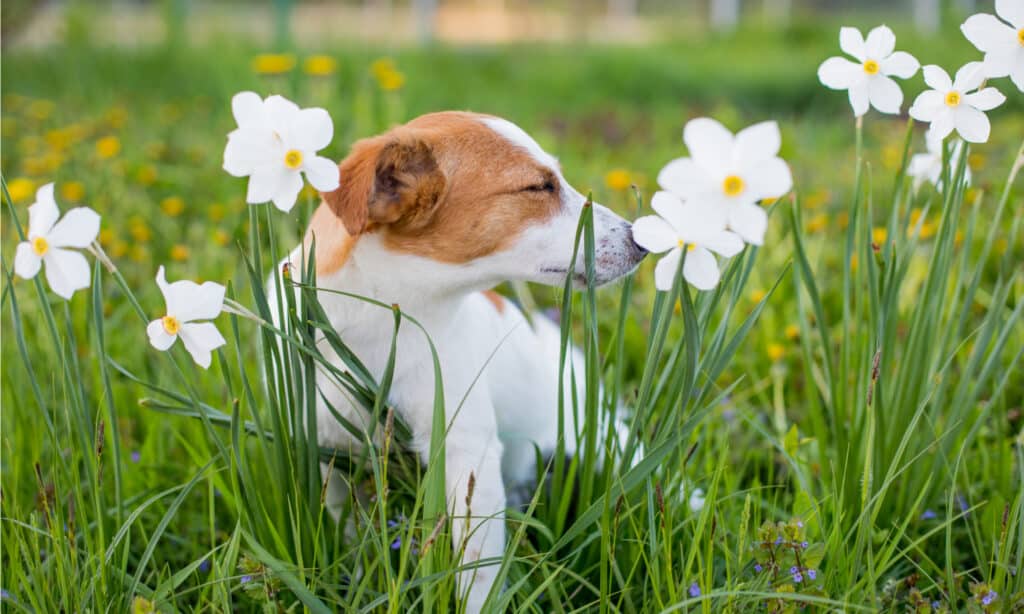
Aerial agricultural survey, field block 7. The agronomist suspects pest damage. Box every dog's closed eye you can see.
[521,179,557,194]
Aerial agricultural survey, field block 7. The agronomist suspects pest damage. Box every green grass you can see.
[1,28,1022,613]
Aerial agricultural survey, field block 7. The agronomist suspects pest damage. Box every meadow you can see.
[1,17,1023,613]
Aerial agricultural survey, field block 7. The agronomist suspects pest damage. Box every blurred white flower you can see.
[688,487,706,513]
[961,0,1024,91]
[632,191,744,291]
[909,63,1006,143]
[908,131,971,190]
[147,266,226,369]
[817,25,920,116]
[223,91,340,213]
[657,118,791,245]
[14,183,100,299]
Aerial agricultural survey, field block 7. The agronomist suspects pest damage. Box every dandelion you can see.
[909,63,1006,143]
[96,135,121,159]
[377,69,406,91]
[817,25,920,116]
[961,1,1024,91]
[657,118,792,245]
[631,191,745,291]
[872,227,888,245]
[7,177,35,202]
[303,55,337,77]
[161,196,185,217]
[169,244,190,262]
[604,168,632,191]
[222,91,341,213]
[767,343,785,362]
[146,266,226,369]
[252,53,296,75]
[784,324,800,340]
[688,582,701,598]
[688,487,706,512]
[908,130,971,189]
[14,183,100,299]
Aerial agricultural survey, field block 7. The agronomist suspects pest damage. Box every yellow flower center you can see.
[162,315,181,336]
[283,149,303,169]
[862,59,880,75]
[1018,28,1024,46]
[676,239,696,251]
[944,91,961,107]
[31,236,49,256]
[722,175,745,197]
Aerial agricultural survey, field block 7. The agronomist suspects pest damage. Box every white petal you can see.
[1011,62,1024,92]
[156,265,226,322]
[868,75,904,114]
[14,243,42,279]
[909,90,946,121]
[929,112,956,141]
[818,57,866,90]
[702,230,745,258]
[42,248,90,299]
[650,191,689,233]
[734,121,781,165]
[848,83,870,117]
[652,247,682,292]
[675,200,730,241]
[743,157,793,201]
[264,95,301,126]
[271,171,305,213]
[983,47,1018,78]
[682,247,720,291]
[964,87,1006,111]
[953,61,986,92]
[907,152,937,185]
[922,65,952,91]
[231,91,265,128]
[727,202,768,246]
[996,0,1024,27]
[178,322,227,369]
[683,118,734,174]
[865,25,896,60]
[302,155,340,192]
[881,51,919,79]
[657,157,706,198]
[839,27,866,61]
[287,108,333,153]
[147,319,177,351]
[245,164,289,204]
[28,183,59,238]
[46,207,100,249]
[223,129,277,177]
[954,106,991,143]
[961,14,1017,53]
[631,215,679,254]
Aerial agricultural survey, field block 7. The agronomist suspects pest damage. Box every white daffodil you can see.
[908,130,971,190]
[961,0,1024,92]
[817,25,920,116]
[909,63,1006,143]
[147,266,226,369]
[657,118,791,246]
[13,183,100,299]
[632,191,745,291]
[223,91,340,213]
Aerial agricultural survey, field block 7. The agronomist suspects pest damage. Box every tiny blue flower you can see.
[920,509,937,520]
[240,575,253,584]
[792,572,803,584]
[796,521,803,528]
[198,558,210,573]
[688,582,700,598]
[0,589,10,600]
[789,566,798,574]
[801,541,809,549]
[390,537,402,551]
[754,563,763,573]
[932,601,941,609]
[774,536,783,545]
[981,591,997,606]
[387,519,399,529]
[957,495,968,513]
[807,569,817,581]
[130,450,141,463]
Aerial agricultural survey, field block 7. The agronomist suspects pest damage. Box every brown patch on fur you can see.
[481,290,506,314]
[304,203,357,276]
[317,111,562,265]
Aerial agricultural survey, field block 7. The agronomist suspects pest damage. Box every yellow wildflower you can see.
[750,289,766,304]
[45,128,73,151]
[96,136,121,159]
[135,165,158,186]
[604,169,632,191]
[213,229,231,247]
[99,228,115,246]
[377,69,405,91]
[7,177,35,202]
[836,211,850,230]
[304,55,337,76]
[871,227,887,245]
[767,343,785,362]
[850,254,859,272]
[110,239,129,258]
[955,230,965,247]
[129,220,152,243]
[804,188,830,210]
[129,245,147,263]
[161,196,186,217]
[784,324,800,341]
[252,53,296,75]
[61,181,85,203]
[170,244,190,261]
[370,57,397,78]
[27,99,55,121]
[805,213,828,234]
[967,152,985,171]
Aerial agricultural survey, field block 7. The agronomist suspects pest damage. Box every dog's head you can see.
[311,111,646,290]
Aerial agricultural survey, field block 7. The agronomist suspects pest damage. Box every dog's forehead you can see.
[479,117,560,172]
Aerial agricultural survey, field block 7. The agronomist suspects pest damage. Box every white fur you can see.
[269,117,644,613]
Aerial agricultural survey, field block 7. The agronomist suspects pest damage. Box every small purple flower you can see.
[0,589,10,600]
[796,521,803,528]
[130,450,141,463]
[801,541,809,549]
[387,519,399,529]
[789,566,798,574]
[920,509,937,520]
[754,563,763,573]
[980,591,997,606]
[807,569,817,581]
[957,494,968,513]
[774,536,783,545]
[688,582,700,598]
[390,537,402,551]
[932,601,941,609]
[792,572,803,584]
[198,558,211,573]
[240,575,253,584]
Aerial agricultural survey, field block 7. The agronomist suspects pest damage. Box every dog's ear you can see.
[322,134,445,235]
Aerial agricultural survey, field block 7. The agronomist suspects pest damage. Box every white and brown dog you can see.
[274,111,646,611]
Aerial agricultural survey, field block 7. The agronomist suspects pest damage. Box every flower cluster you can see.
[634,118,792,291]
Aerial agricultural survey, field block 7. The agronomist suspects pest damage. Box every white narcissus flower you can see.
[909,63,1006,143]
[817,25,920,116]
[631,191,745,291]
[908,131,971,190]
[961,0,1024,91]
[657,118,792,246]
[13,183,100,299]
[223,91,341,213]
[147,266,227,369]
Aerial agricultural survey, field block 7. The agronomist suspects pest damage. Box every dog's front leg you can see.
[445,417,505,614]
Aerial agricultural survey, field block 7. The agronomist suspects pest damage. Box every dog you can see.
[272,111,646,612]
